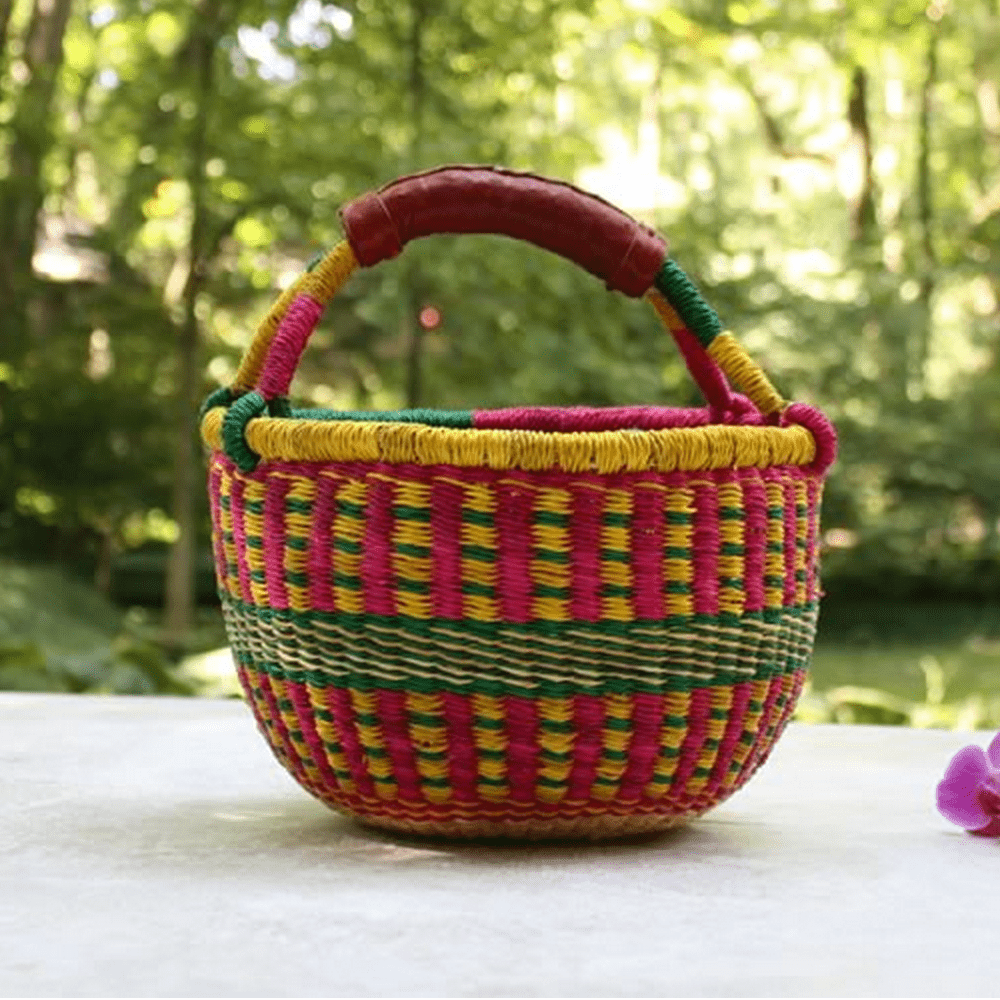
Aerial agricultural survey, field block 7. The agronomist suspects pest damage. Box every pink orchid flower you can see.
[936,731,1000,837]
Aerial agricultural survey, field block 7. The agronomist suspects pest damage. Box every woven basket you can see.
[201,166,837,840]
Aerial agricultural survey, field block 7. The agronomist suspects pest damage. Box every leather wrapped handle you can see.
[340,165,668,297]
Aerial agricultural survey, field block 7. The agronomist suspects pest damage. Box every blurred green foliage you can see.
[1,0,999,705]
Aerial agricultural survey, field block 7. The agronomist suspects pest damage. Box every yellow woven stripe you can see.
[242,479,268,606]
[764,480,786,609]
[532,487,571,622]
[536,697,573,804]
[686,686,733,795]
[351,689,396,800]
[232,241,358,392]
[393,479,432,620]
[645,690,691,798]
[794,479,809,606]
[601,489,634,622]
[332,476,366,614]
[472,693,508,802]
[664,487,695,617]
[200,409,817,473]
[460,480,499,623]
[306,683,356,796]
[407,691,451,804]
[283,475,315,614]
[592,693,632,801]
[301,240,359,304]
[217,465,241,600]
[707,332,786,416]
[723,678,771,785]
[717,480,745,618]
[271,675,324,790]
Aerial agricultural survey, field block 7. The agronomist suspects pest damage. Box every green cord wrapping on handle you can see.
[654,259,723,348]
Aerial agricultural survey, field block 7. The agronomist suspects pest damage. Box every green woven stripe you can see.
[655,260,723,348]
[289,407,474,428]
[223,599,816,700]
[535,510,570,528]
[394,505,431,522]
[462,544,496,563]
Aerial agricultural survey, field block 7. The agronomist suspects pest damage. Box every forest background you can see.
[2,0,1000,726]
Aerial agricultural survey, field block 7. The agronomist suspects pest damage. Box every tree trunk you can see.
[847,66,877,242]
[163,4,219,644]
[910,29,938,400]
[0,0,73,363]
[0,0,15,75]
[403,0,428,409]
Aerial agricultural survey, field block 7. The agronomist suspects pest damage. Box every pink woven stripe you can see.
[568,480,603,622]
[631,479,666,619]
[473,405,719,432]
[741,471,767,613]
[262,475,291,610]
[286,677,344,795]
[691,476,720,616]
[440,691,479,803]
[307,472,339,613]
[494,473,534,624]
[229,475,255,605]
[782,474,798,607]
[430,477,465,619]
[360,468,397,617]
[324,686,376,800]
[617,692,665,800]
[567,694,605,801]
[671,686,713,794]
[504,695,540,804]
[805,475,820,603]
[669,324,736,413]
[375,689,423,802]
[257,294,324,400]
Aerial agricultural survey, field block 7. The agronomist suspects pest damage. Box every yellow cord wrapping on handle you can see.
[706,333,786,417]
[232,241,359,393]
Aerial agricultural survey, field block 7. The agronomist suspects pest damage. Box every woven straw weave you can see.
[202,167,836,839]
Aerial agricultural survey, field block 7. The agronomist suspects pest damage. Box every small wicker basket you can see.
[201,166,837,839]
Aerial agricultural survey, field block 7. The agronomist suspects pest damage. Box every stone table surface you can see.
[1,692,996,998]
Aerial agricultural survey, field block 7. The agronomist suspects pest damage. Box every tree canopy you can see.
[2,0,998,644]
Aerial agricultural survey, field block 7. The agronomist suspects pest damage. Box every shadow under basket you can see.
[201,166,837,839]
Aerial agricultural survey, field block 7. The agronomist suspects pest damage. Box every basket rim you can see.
[200,404,820,474]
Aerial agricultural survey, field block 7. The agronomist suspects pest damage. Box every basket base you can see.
[347,808,697,841]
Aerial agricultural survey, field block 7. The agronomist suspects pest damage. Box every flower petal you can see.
[987,730,1000,769]
[937,745,991,830]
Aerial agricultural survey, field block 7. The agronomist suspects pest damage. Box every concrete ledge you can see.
[1,693,994,998]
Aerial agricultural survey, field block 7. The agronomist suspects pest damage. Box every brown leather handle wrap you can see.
[340,165,668,297]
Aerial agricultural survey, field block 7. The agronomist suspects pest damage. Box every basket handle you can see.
[219,167,831,452]
[341,165,668,297]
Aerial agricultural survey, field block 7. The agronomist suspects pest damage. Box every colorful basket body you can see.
[202,167,836,839]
